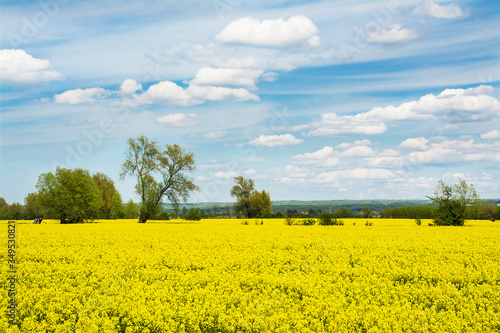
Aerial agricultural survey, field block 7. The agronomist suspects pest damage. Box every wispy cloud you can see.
[203,130,227,139]
[249,134,303,147]
[414,1,469,19]
[157,113,198,127]
[368,25,419,43]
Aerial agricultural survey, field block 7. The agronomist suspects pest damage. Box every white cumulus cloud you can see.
[341,146,375,157]
[134,80,259,106]
[120,78,142,94]
[250,134,303,147]
[292,146,340,167]
[54,88,107,105]
[480,130,500,140]
[0,49,63,84]
[294,85,500,138]
[215,16,320,48]
[399,137,430,151]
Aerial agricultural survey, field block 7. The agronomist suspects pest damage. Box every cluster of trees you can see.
[230,176,272,218]
[427,179,481,226]
[3,136,276,224]
[0,198,24,220]
[1,170,123,222]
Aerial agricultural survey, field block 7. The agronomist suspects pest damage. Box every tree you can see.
[6,203,24,220]
[120,136,198,223]
[360,206,373,218]
[36,168,103,223]
[230,176,254,217]
[230,176,272,218]
[211,203,219,216]
[122,199,140,219]
[0,197,9,219]
[481,200,499,221]
[184,208,202,221]
[427,179,479,226]
[156,210,170,220]
[223,205,231,217]
[335,207,354,218]
[24,192,42,220]
[248,190,272,217]
[317,211,343,226]
[92,173,122,219]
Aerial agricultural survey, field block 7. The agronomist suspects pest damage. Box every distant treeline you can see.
[380,206,438,219]
[380,205,500,220]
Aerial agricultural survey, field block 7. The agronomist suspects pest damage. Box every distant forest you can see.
[164,199,500,220]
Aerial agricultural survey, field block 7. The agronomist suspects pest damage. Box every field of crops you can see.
[1,218,500,332]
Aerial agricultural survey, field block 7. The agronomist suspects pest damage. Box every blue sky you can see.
[1,0,499,204]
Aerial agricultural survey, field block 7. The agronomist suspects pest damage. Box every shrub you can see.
[156,211,170,220]
[295,218,316,226]
[317,212,343,226]
[415,218,422,226]
[184,208,202,221]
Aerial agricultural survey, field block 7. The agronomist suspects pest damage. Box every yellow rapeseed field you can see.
[1,218,499,332]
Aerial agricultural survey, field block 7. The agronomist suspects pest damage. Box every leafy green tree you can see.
[122,199,140,219]
[427,179,479,226]
[156,210,170,220]
[36,168,103,223]
[0,197,9,219]
[317,211,343,225]
[249,190,272,217]
[211,203,219,216]
[5,203,24,220]
[360,206,373,218]
[480,200,499,221]
[92,173,122,219]
[230,176,272,218]
[230,176,254,218]
[223,205,231,217]
[184,208,202,221]
[120,136,198,223]
[24,192,42,219]
[335,207,354,218]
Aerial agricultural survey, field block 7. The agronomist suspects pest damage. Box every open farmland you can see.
[2,219,500,332]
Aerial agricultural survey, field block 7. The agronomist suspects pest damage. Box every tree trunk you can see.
[138,211,148,223]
